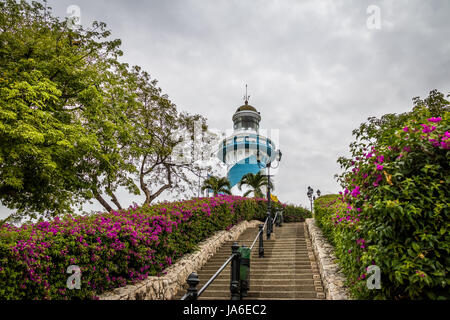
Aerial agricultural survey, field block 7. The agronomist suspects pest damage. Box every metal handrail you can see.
[250,216,268,250]
[197,254,234,297]
[249,211,279,251]
[180,253,236,300]
[181,209,284,300]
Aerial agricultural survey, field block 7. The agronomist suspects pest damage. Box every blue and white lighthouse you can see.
[217,92,277,195]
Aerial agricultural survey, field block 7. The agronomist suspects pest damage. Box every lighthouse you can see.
[216,88,277,196]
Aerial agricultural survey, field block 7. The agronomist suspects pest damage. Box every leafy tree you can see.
[238,171,272,198]
[116,66,214,206]
[0,0,130,220]
[0,0,212,220]
[201,176,232,196]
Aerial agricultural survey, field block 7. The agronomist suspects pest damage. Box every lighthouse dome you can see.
[232,101,261,132]
[236,104,258,112]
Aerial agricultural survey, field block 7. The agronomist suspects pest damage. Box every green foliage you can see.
[201,176,232,196]
[322,90,449,300]
[0,0,134,219]
[0,0,208,220]
[0,195,277,300]
[283,204,311,222]
[238,171,272,198]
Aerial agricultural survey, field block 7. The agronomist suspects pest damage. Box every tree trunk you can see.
[106,186,123,210]
[142,164,172,205]
[110,193,123,210]
[94,191,113,212]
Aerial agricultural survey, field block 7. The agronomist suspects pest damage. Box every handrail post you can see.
[279,211,283,227]
[239,245,250,299]
[258,224,264,258]
[184,272,200,300]
[230,242,241,300]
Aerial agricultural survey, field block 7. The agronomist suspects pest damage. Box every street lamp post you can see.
[307,186,314,214]
[264,150,282,240]
[266,162,272,240]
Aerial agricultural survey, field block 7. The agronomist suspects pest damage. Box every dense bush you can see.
[314,194,345,240]
[316,91,449,300]
[0,195,281,300]
[283,204,311,222]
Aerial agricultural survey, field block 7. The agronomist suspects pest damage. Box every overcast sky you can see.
[1,0,450,219]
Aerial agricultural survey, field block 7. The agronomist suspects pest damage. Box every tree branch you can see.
[94,189,113,212]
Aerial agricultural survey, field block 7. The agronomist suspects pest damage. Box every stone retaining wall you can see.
[305,218,351,300]
[99,219,261,300]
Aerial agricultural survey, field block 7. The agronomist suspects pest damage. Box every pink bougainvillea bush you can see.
[315,91,449,300]
[0,195,282,300]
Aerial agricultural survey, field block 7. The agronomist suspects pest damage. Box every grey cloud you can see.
[1,0,449,218]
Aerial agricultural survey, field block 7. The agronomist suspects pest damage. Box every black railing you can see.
[180,210,284,300]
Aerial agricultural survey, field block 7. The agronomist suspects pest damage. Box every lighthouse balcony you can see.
[216,133,276,164]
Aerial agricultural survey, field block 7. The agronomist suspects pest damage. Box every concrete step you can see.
[193,279,317,286]
[195,272,317,280]
[200,264,313,270]
[224,240,309,245]
[173,222,324,301]
[197,296,321,300]
[198,284,318,292]
[204,262,313,268]
[214,249,310,255]
[199,289,319,299]
[212,250,311,257]
[211,255,311,260]
[208,257,312,261]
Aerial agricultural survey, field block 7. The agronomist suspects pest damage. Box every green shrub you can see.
[283,204,311,222]
[0,195,277,300]
[322,91,449,300]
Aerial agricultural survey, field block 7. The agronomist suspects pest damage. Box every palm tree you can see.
[201,176,232,196]
[238,171,273,198]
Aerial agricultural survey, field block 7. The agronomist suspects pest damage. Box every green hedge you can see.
[317,94,449,300]
[0,195,284,300]
[283,204,311,222]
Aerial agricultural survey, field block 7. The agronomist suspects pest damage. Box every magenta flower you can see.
[421,124,436,133]
[427,117,441,123]
[376,164,383,171]
[429,139,440,147]
[351,186,360,198]
[441,141,450,149]
[403,126,409,132]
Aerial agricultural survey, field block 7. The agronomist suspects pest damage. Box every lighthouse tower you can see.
[217,90,277,195]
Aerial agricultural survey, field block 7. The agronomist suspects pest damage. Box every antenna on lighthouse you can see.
[243,84,250,105]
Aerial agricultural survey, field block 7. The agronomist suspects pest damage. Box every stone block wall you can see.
[99,219,261,300]
[305,218,351,300]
